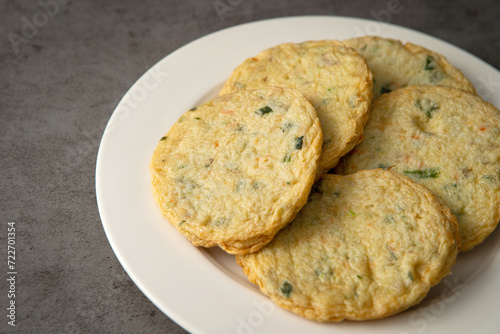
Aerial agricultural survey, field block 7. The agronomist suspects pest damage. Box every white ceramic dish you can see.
[96,16,500,334]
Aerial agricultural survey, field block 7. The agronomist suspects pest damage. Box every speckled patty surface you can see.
[336,85,500,251]
[150,87,322,254]
[220,40,372,177]
[343,36,476,98]
[237,170,460,322]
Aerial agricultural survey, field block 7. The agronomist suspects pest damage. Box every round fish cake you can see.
[219,40,373,178]
[343,36,476,98]
[236,170,460,322]
[150,87,323,254]
[336,85,500,251]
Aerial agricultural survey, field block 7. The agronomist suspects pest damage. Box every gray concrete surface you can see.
[0,0,499,333]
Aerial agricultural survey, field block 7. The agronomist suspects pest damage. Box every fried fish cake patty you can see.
[237,170,460,321]
[343,36,476,98]
[336,85,500,251]
[150,87,322,254]
[220,40,372,178]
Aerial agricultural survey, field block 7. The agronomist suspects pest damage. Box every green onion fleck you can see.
[388,248,397,261]
[415,98,440,118]
[404,168,440,179]
[280,281,293,297]
[189,107,198,111]
[294,136,304,150]
[424,56,436,71]
[256,105,273,116]
[281,122,293,132]
[160,136,167,141]
[408,271,414,281]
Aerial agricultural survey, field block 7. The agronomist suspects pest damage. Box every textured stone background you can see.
[0,0,499,333]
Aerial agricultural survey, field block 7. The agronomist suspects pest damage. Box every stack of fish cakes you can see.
[335,84,500,252]
[336,36,500,253]
[150,36,500,322]
[151,40,373,255]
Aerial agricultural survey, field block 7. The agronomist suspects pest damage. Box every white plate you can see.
[96,16,500,334]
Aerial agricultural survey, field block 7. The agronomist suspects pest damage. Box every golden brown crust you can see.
[237,170,460,321]
[220,40,373,178]
[150,87,322,254]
